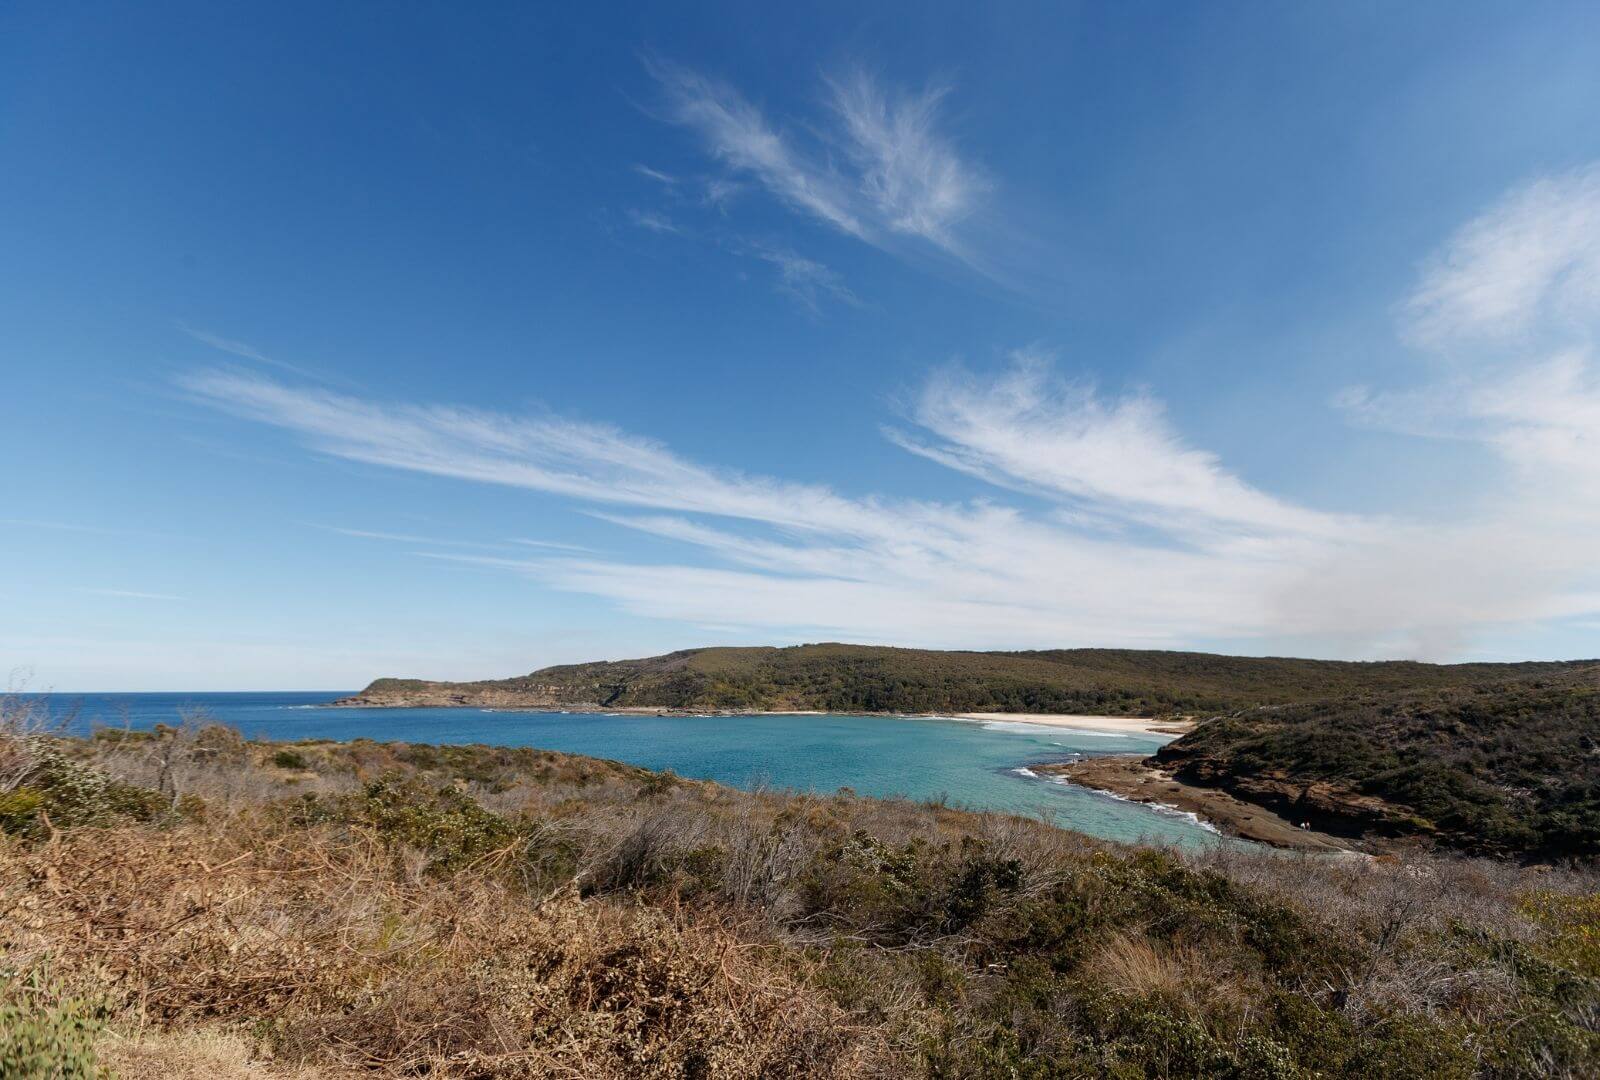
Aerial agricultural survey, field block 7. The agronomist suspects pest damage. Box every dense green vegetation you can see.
[356,642,1593,716]
[3,712,1598,1077]
[1157,666,1600,860]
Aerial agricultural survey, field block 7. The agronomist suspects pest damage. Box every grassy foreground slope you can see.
[1153,665,1600,860]
[342,643,1592,716]
[3,710,1599,1077]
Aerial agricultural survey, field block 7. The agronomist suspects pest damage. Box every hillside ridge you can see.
[336,642,1595,717]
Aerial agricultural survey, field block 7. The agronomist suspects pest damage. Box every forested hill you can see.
[1154,664,1600,859]
[335,643,1594,716]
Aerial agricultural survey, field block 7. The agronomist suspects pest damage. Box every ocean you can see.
[29,691,1226,848]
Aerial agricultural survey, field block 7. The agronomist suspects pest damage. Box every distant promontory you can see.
[334,642,1583,717]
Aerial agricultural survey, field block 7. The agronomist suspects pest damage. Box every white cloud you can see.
[180,165,1600,661]
[511,537,596,553]
[77,588,185,601]
[648,59,866,239]
[1317,163,1600,651]
[1405,163,1600,348]
[626,208,683,234]
[750,246,859,313]
[1352,166,1600,506]
[183,346,1580,661]
[826,71,989,249]
[645,59,988,266]
[3,519,121,535]
[890,352,1351,539]
[178,323,347,386]
[180,369,895,540]
[315,525,513,550]
[700,176,743,210]
[179,362,1309,649]
[632,164,678,185]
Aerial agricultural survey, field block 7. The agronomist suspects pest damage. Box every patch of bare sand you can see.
[949,713,1194,737]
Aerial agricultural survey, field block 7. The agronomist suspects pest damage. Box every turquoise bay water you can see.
[36,692,1224,849]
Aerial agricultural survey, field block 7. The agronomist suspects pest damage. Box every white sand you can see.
[948,712,1193,737]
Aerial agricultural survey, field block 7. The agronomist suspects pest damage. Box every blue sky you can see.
[4,2,1600,690]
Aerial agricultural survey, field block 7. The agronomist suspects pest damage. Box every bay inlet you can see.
[40,691,1225,849]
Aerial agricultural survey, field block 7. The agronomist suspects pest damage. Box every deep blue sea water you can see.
[31,692,1226,849]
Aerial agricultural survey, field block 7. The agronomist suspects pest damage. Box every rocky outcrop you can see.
[333,679,594,709]
[1038,756,1360,852]
[1154,744,1427,841]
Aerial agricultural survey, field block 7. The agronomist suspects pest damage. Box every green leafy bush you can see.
[0,748,166,837]
[348,775,524,872]
[270,748,308,770]
[0,967,105,1079]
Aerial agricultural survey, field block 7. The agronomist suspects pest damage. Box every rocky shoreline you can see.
[1036,755,1369,853]
[331,683,575,709]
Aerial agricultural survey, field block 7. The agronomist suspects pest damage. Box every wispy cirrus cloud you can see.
[750,245,860,314]
[180,367,888,538]
[175,354,1584,661]
[312,525,593,555]
[633,160,744,210]
[644,58,990,267]
[624,148,852,313]
[1349,163,1600,498]
[625,208,684,235]
[1403,164,1600,349]
[632,163,678,185]
[825,71,989,252]
[700,176,743,211]
[511,537,596,554]
[179,323,359,389]
[1325,162,1600,654]
[178,164,1600,660]
[179,359,1312,652]
[315,525,512,550]
[647,59,866,238]
[888,353,1352,539]
[77,587,185,601]
[3,519,122,535]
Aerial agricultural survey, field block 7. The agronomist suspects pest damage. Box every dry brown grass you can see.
[1083,929,1249,1019]
[0,820,884,1078]
[1088,931,1203,998]
[6,727,1597,1078]
[97,1027,346,1079]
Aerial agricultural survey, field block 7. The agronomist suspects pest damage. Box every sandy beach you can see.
[947,712,1194,737]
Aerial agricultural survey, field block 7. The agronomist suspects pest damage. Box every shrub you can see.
[940,851,1024,931]
[348,775,524,873]
[0,966,105,1079]
[270,748,307,770]
[9,723,1599,1078]
[0,787,45,833]
[0,748,166,837]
